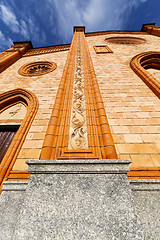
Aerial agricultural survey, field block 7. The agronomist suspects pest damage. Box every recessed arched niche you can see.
[131,52,160,98]
[105,36,146,45]
[0,88,38,187]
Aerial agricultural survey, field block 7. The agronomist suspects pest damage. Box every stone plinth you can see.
[11,159,144,240]
[130,179,160,240]
[0,181,28,240]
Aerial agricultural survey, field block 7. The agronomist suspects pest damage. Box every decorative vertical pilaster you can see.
[40,27,117,160]
[68,32,88,150]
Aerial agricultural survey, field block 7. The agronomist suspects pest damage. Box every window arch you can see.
[105,36,146,45]
[0,88,38,187]
[130,52,160,98]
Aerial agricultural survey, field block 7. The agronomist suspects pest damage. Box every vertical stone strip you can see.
[40,27,117,160]
[68,32,88,150]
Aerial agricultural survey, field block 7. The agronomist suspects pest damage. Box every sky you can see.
[0,0,160,52]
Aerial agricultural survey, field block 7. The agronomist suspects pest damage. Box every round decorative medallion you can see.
[105,36,146,45]
[18,61,57,76]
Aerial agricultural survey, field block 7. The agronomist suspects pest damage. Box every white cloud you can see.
[0,30,13,52]
[0,4,19,33]
[28,18,35,34]
[51,0,83,41]
[0,0,150,50]
[0,31,5,42]
[20,20,29,38]
[48,0,149,42]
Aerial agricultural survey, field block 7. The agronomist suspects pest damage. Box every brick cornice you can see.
[0,42,31,73]
[23,44,70,57]
[85,31,148,37]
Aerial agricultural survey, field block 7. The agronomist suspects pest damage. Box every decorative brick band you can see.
[23,44,70,57]
[85,31,148,37]
[0,88,38,189]
[40,28,117,160]
[7,171,30,181]
[128,168,160,179]
[130,51,160,98]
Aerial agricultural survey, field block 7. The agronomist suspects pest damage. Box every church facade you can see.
[0,24,160,239]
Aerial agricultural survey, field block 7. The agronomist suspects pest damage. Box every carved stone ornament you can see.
[0,103,27,120]
[18,61,57,76]
[68,32,88,150]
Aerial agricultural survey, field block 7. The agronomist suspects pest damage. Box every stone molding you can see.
[2,181,28,191]
[26,159,131,174]
[130,179,160,191]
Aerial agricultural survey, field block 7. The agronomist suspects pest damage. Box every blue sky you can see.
[0,0,160,52]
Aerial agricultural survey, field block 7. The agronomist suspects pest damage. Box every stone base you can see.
[0,181,28,240]
[10,159,144,240]
[130,179,160,240]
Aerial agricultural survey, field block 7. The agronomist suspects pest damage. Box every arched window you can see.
[130,52,160,98]
[0,88,38,187]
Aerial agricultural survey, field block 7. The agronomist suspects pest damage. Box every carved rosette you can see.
[18,61,57,76]
[68,33,88,150]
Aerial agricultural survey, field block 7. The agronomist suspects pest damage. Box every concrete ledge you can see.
[2,181,28,191]
[26,159,131,174]
[130,179,160,191]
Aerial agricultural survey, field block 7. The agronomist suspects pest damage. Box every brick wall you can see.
[87,33,160,168]
[0,50,68,171]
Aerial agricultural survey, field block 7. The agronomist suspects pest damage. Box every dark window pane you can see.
[0,126,19,163]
